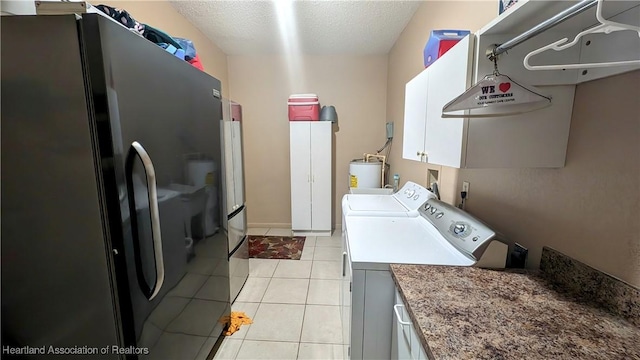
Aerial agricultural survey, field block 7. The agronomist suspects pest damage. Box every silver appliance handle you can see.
[131,141,165,301]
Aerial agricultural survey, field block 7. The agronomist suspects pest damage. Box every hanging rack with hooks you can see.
[476,0,640,85]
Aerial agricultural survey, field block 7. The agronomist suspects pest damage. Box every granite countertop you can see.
[390,264,640,360]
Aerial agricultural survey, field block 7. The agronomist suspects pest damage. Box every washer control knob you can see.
[424,204,431,210]
[435,212,444,219]
[454,224,466,234]
[430,207,437,214]
[472,236,479,242]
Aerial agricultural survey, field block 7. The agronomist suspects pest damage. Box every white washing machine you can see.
[340,198,509,360]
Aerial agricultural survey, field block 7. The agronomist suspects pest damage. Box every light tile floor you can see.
[214,229,346,360]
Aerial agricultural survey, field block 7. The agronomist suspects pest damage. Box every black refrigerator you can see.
[1,14,230,359]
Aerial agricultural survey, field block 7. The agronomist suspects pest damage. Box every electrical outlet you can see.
[462,181,470,195]
[510,243,528,268]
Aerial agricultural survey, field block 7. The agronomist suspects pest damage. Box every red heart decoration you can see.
[499,82,511,93]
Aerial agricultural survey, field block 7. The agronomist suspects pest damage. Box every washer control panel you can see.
[420,198,496,261]
[393,181,437,210]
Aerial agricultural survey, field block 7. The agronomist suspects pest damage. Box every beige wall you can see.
[387,2,640,286]
[228,55,388,227]
[386,1,497,203]
[457,71,640,286]
[100,0,229,96]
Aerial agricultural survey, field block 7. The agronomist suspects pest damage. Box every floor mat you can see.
[248,235,306,260]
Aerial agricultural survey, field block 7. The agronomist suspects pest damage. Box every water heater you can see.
[349,160,382,189]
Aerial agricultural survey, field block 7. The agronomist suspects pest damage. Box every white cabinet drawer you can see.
[393,288,427,360]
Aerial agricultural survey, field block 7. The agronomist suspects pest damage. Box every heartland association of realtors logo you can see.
[476,82,515,106]
[2,345,149,356]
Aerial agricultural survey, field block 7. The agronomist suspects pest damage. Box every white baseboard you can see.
[247,223,342,230]
[247,223,291,229]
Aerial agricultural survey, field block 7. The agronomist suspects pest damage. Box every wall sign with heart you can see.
[499,82,511,93]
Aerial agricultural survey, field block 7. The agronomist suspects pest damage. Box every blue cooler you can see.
[423,30,470,67]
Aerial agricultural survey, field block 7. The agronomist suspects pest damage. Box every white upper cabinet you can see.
[402,69,429,162]
[423,35,474,168]
[403,34,575,168]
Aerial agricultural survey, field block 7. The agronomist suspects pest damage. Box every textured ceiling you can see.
[170,0,423,55]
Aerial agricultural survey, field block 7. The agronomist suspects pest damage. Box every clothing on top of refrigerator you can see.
[142,24,182,51]
[157,43,186,60]
[95,4,202,68]
[94,4,144,35]
[175,37,197,61]
[189,54,204,71]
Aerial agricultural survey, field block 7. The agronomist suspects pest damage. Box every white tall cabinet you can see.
[289,121,332,236]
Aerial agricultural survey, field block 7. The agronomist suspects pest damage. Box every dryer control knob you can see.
[454,224,466,234]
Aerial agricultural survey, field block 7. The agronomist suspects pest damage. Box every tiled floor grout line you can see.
[235,339,243,360]
[239,231,344,359]
[296,268,314,357]
[237,338,343,345]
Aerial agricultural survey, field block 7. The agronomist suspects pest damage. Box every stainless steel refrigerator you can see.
[221,100,249,303]
[1,14,230,359]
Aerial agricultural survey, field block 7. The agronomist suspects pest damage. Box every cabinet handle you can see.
[393,304,411,325]
[342,252,347,276]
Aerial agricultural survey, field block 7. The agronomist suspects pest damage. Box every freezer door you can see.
[221,99,236,216]
[1,15,121,356]
[222,100,246,214]
[81,14,230,358]
[229,235,249,304]
[230,119,246,208]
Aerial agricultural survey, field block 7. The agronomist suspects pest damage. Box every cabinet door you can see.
[341,248,352,359]
[424,35,474,168]
[362,270,395,360]
[351,269,366,360]
[290,122,312,230]
[402,69,429,162]
[310,122,332,231]
[392,290,412,360]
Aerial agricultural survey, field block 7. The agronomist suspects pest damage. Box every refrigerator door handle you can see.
[129,141,165,301]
